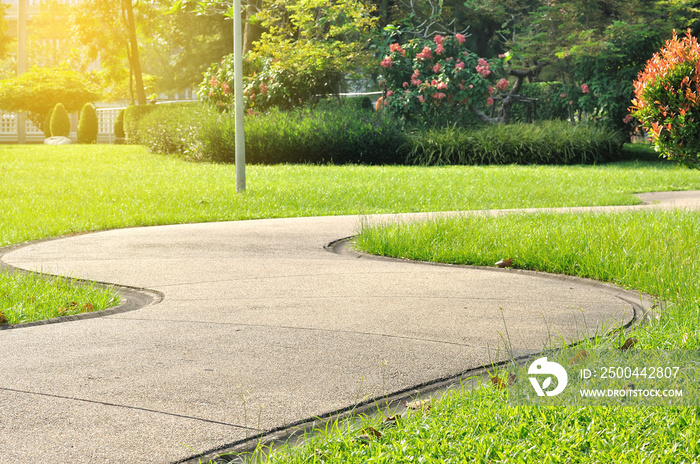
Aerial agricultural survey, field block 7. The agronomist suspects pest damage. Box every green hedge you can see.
[123,104,159,144]
[129,103,211,157]
[404,121,626,165]
[199,106,407,165]
[314,96,374,112]
[132,102,626,166]
[133,103,406,164]
[114,109,125,140]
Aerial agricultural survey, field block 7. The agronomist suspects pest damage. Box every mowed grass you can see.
[0,270,120,325]
[3,144,700,248]
[252,389,699,463]
[245,212,700,462]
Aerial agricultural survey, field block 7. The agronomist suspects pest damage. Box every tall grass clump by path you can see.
[404,120,626,166]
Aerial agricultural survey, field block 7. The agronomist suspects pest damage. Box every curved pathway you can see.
[1,191,699,463]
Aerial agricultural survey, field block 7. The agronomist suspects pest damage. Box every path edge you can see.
[0,240,164,330]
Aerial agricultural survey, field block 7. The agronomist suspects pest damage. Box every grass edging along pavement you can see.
[181,236,656,464]
[0,238,163,330]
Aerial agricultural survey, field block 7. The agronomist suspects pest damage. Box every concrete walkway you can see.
[1,191,699,463]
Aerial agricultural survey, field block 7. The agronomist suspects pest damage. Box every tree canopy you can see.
[0,66,101,130]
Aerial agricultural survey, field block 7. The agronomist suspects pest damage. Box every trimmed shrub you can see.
[123,104,158,144]
[114,108,125,141]
[199,106,407,165]
[631,30,700,167]
[77,103,98,144]
[132,103,213,157]
[404,121,625,165]
[42,106,55,138]
[50,103,71,137]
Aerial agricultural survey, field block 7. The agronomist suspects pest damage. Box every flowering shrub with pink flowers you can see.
[631,30,700,167]
[198,50,346,114]
[377,34,505,125]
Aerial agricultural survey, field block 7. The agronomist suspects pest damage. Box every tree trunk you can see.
[243,0,264,53]
[122,0,146,105]
[470,68,538,125]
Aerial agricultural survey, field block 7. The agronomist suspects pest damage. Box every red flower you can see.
[389,43,406,57]
[417,47,433,61]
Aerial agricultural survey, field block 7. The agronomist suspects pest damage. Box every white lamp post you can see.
[233,0,246,192]
[17,0,27,144]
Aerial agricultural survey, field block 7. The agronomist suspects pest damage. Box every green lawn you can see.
[3,144,700,248]
[254,389,699,463]
[0,270,119,324]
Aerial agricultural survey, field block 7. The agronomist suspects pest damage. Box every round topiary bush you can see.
[50,103,71,138]
[42,106,55,138]
[114,108,125,142]
[77,103,98,144]
[631,29,700,167]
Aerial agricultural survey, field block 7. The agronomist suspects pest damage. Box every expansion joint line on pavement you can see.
[0,386,261,432]
[109,316,493,350]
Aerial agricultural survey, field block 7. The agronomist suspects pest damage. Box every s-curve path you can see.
[1,191,699,463]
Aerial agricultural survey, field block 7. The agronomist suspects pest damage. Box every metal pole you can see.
[17,0,27,144]
[233,0,246,192]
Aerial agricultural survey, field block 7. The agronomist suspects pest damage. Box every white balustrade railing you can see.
[0,107,124,143]
[0,100,199,144]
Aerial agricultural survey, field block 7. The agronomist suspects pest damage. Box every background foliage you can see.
[0,66,100,131]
